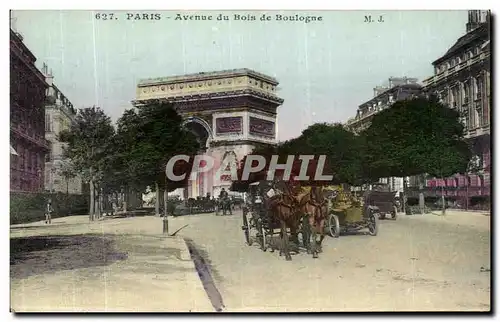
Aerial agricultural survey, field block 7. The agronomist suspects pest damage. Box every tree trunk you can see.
[155,182,160,216]
[465,177,469,211]
[440,179,446,216]
[418,175,425,214]
[89,178,95,221]
[164,189,168,217]
[96,187,102,220]
[163,183,169,235]
[123,187,128,212]
[66,180,69,196]
[94,186,98,220]
[401,178,407,214]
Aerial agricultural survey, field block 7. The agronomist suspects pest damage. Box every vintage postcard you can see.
[9,9,491,313]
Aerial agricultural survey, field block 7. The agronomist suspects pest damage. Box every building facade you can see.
[132,68,284,199]
[10,29,50,192]
[422,10,491,206]
[346,77,422,134]
[345,77,423,194]
[43,67,83,194]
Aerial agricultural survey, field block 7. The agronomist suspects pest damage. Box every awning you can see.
[10,145,18,156]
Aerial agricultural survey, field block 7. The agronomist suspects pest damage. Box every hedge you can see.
[10,191,89,225]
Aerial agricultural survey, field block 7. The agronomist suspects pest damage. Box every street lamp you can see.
[163,170,169,235]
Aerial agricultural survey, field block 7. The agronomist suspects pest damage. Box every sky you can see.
[12,10,468,141]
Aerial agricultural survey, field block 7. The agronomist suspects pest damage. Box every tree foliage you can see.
[56,159,77,194]
[113,103,201,192]
[292,123,364,185]
[230,122,365,191]
[360,96,471,180]
[58,106,115,183]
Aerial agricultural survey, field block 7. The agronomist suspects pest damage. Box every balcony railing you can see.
[423,52,490,88]
[11,124,50,149]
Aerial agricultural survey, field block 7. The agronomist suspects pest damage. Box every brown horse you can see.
[300,186,328,258]
[266,179,304,261]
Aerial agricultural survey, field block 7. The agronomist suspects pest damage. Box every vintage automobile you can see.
[364,183,398,220]
[324,185,379,237]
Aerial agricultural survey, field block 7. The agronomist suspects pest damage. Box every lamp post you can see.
[163,170,169,235]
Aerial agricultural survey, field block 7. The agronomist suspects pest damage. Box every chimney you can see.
[466,10,489,33]
[42,63,54,86]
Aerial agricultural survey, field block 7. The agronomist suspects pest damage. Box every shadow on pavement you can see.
[184,238,225,312]
[10,234,128,279]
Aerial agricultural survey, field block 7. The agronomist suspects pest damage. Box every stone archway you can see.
[182,117,213,149]
[179,117,214,199]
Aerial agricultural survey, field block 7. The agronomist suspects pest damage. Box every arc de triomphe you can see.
[132,68,284,199]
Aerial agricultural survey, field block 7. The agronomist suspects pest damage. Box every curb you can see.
[174,236,193,261]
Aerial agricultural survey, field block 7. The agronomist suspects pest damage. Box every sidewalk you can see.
[10,216,214,312]
[416,210,490,231]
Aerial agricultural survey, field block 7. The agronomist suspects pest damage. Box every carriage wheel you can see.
[242,209,252,246]
[391,206,398,219]
[328,213,340,238]
[368,212,379,236]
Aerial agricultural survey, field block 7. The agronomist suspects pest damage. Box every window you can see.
[45,114,51,132]
[469,105,477,129]
[450,86,458,108]
[477,105,484,127]
[473,77,479,100]
[476,76,483,99]
[482,92,490,126]
[32,153,37,173]
[45,143,52,162]
[464,81,470,103]
[10,152,17,169]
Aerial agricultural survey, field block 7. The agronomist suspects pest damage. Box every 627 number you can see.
[95,13,115,20]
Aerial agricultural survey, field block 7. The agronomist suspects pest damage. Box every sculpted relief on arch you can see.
[215,116,243,135]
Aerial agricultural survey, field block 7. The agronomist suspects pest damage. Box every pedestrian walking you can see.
[45,198,53,224]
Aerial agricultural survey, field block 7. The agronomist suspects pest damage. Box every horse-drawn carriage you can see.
[237,178,329,260]
[241,181,283,252]
[186,197,217,214]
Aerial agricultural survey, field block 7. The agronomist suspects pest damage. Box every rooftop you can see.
[360,83,422,108]
[138,68,279,87]
[432,23,489,66]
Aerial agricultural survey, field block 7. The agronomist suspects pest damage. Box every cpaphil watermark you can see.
[165,154,333,182]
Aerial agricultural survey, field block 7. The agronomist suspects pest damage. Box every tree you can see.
[58,106,115,221]
[230,122,365,191]
[294,123,365,185]
[360,96,472,215]
[103,109,144,212]
[56,160,77,196]
[129,103,200,232]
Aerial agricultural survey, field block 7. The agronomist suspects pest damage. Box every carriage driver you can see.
[219,188,232,216]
